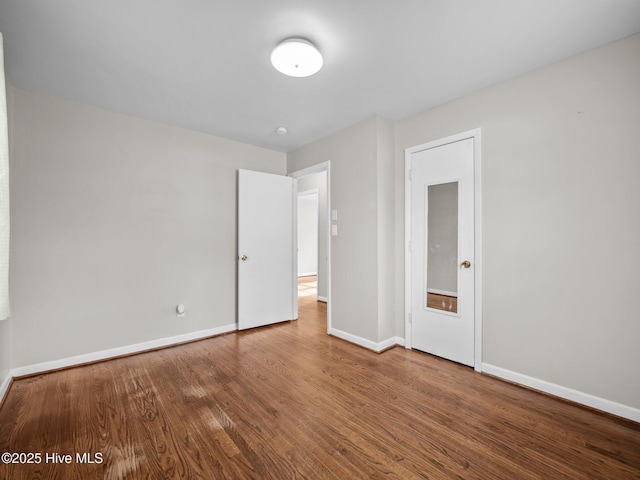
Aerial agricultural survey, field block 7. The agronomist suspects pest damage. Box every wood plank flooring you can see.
[1,277,639,479]
[427,293,458,313]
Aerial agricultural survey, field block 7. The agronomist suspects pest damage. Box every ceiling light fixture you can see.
[276,126,288,135]
[271,38,323,77]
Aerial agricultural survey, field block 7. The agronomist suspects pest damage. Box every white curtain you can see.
[0,33,10,320]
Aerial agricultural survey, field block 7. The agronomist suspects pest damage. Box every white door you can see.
[410,138,475,366]
[238,169,297,330]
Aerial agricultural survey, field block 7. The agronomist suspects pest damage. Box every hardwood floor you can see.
[1,278,639,479]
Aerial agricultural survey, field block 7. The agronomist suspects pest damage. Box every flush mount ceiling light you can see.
[271,38,323,77]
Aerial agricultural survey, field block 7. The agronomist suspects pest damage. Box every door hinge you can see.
[408,312,412,324]
[408,240,412,252]
[408,169,412,181]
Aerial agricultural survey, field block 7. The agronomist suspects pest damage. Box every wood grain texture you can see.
[427,293,458,313]
[1,277,639,479]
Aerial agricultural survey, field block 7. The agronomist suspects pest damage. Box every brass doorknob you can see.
[241,255,248,261]
[460,260,471,268]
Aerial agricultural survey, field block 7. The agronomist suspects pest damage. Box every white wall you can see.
[297,192,318,276]
[9,88,286,368]
[297,171,328,300]
[395,33,640,410]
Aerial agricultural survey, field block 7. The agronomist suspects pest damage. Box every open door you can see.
[238,169,297,330]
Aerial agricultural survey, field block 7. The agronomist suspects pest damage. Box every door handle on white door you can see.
[460,260,471,268]
[241,255,248,261]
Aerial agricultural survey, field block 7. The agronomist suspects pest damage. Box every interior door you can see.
[410,138,475,366]
[238,169,297,330]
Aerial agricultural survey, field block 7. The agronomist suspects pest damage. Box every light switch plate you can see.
[331,224,338,236]
[331,209,338,221]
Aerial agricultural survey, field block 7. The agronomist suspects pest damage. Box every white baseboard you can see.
[329,328,402,353]
[317,296,328,303]
[0,370,12,406]
[11,324,237,378]
[482,363,640,423]
[298,272,317,277]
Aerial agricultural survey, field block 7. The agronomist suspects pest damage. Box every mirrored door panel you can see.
[425,182,458,313]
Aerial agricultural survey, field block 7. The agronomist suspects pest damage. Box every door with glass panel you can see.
[410,138,475,367]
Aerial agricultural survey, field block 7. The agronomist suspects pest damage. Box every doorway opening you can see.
[297,189,319,281]
[289,162,331,333]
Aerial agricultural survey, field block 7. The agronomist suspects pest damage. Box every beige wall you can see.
[10,89,285,368]
[375,116,396,342]
[0,317,8,384]
[288,116,396,346]
[288,118,379,342]
[395,33,640,409]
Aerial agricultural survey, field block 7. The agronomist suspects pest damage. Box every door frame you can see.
[404,129,483,371]
[288,161,332,334]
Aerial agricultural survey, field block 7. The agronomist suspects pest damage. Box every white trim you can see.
[0,370,11,405]
[11,324,237,378]
[297,188,318,197]
[292,177,298,320]
[473,132,483,371]
[404,147,412,349]
[427,288,458,298]
[298,272,318,277]
[317,296,328,303]
[329,328,401,353]
[288,161,331,335]
[404,128,483,372]
[482,363,640,423]
[288,162,329,179]
[377,337,401,352]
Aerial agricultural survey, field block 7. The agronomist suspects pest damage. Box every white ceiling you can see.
[1,1,639,152]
